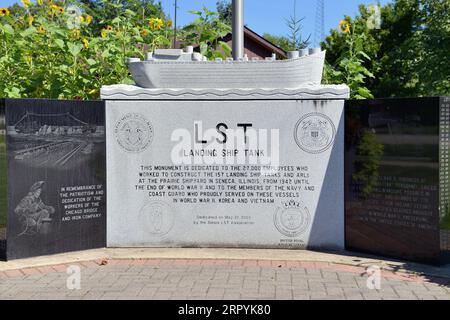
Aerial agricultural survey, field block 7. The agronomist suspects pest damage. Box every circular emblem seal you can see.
[139,201,174,236]
[114,113,153,153]
[294,113,336,154]
[274,200,311,237]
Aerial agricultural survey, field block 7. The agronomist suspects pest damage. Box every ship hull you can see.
[128,51,326,89]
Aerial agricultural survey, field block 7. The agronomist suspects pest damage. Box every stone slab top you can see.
[100,84,350,101]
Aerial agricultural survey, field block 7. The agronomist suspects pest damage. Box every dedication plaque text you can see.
[106,99,345,250]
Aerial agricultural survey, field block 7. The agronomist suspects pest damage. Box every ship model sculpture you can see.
[128,0,326,89]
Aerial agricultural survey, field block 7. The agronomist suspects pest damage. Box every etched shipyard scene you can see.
[7,111,104,169]
[0,0,449,305]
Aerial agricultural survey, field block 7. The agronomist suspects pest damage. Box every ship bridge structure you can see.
[11,112,89,135]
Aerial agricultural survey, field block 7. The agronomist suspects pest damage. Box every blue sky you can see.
[2,0,392,42]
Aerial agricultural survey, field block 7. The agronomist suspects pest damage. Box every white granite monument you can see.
[101,0,349,251]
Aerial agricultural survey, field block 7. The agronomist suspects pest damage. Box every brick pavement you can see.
[0,259,449,300]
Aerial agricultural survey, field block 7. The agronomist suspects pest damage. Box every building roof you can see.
[221,26,287,59]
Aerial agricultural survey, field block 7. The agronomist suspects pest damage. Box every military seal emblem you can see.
[139,201,174,236]
[274,200,311,237]
[114,113,153,153]
[294,113,335,154]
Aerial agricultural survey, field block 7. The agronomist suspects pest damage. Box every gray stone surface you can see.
[100,84,350,100]
[105,97,346,250]
[127,50,326,89]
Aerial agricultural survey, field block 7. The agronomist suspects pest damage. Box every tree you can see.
[216,0,232,25]
[322,0,450,98]
[285,0,310,51]
[262,34,292,52]
[79,0,166,32]
[180,7,231,60]
[261,1,310,53]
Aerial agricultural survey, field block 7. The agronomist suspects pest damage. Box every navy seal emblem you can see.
[114,113,153,153]
[294,113,335,154]
[274,200,311,237]
[139,201,174,236]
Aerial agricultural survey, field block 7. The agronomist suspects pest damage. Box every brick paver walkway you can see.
[0,259,449,300]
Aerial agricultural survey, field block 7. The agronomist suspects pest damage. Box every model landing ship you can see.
[128,0,326,89]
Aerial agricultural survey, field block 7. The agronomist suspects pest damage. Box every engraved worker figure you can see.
[14,181,55,236]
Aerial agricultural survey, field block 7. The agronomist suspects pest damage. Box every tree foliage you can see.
[0,0,171,99]
[216,0,232,25]
[180,7,231,60]
[323,0,450,98]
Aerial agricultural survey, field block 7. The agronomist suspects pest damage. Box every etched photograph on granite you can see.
[3,99,106,260]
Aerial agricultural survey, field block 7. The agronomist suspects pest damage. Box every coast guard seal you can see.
[274,200,311,237]
[114,113,153,153]
[139,201,174,236]
[294,113,335,154]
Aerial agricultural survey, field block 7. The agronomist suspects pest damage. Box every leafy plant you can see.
[323,18,375,99]
[352,130,384,194]
[0,0,172,99]
[181,7,231,60]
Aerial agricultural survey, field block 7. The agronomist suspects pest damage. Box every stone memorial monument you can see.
[0,99,106,260]
[345,97,450,263]
[102,0,349,250]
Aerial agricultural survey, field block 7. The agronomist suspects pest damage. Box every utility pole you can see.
[173,0,178,48]
[232,0,244,60]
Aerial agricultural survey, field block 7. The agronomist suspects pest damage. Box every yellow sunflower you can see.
[101,30,107,38]
[106,25,113,31]
[0,8,10,16]
[71,28,80,39]
[141,29,149,37]
[149,17,163,31]
[339,19,351,34]
[86,15,92,25]
[21,0,31,9]
[37,0,44,5]
[82,38,89,49]
[38,25,46,34]
[51,5,64,14]
[28,15,34,26]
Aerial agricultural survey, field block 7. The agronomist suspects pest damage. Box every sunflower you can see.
[38,25,46,34]
[141,29,149,37]
[82,38,89,49]
[101,30,107,38]
[86,15,92,25]
[0,8,10,16]
[37,0,44,5]
[339,19,351,34]
[149,17,163,31]
[106,25,113,31]
[51,5,64,14]
[71,28,80,39]
[167,19,173,28]
[21,0,31,9]
[48,0,53,4]
[28,15,34,26]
